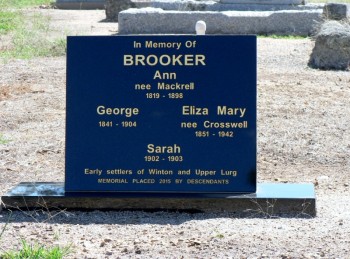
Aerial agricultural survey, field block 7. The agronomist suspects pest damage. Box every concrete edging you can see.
[118,8,323,36]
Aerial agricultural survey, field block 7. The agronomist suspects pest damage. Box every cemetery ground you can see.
[0,6,350,259]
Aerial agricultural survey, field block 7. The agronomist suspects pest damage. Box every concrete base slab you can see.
[1,182,316,217]
[118,8,323,36]
[55,0,105,9]
[147,1,323,12]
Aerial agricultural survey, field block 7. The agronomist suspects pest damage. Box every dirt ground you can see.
[0,9,350,259]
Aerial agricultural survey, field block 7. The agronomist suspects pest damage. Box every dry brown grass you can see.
[0,85,33,101]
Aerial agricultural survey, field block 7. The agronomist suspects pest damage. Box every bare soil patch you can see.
[0,9,349,258]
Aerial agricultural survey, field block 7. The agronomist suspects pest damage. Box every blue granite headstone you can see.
[65,35,257,193]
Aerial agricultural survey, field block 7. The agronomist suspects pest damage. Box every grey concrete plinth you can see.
[55,0,105,9]
[148,2,322,12]
[118,8,323,36]
[2,183,316,217]
[105,0,323,21]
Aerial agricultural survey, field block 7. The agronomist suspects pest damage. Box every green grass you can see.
[0,134,9,144]
[1,12,67,59]
[0,11,20,34]
[0,0,53,8]
[0,4,66,59]
[0,0,65,59]
[1,240,72,259]
[215,233,225,239]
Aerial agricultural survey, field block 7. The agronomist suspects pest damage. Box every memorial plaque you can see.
[65,35,257,193]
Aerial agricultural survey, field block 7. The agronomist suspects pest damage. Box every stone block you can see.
[106,0,136,21]
[309,21,350,70]
[323,3,350,20]
[118,8,322,36]
[105,0,150,21]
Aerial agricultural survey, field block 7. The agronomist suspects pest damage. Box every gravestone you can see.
[65,35,257,193]
[2,31,316,216]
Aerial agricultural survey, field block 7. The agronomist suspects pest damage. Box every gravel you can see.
[0,9,349,258]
